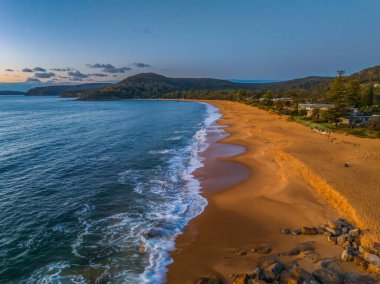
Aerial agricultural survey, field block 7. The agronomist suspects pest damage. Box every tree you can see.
[366,84,374,106]
[345,80,361,107]
[326,71,350,126]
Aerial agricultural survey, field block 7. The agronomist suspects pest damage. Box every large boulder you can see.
[232,273,249,284]
[343,273,379,284]
[314,258,342,274]
[354,256,369,271]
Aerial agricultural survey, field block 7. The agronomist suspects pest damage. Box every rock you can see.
[301,227,318,235]
[336,235,347,246]
[257,255,279,269]
[342,240,351,249]
[328,219,347,230]
[304,251,321,263]
[354,256,369,270]
[317,227,325,234]
[362,252,380,266]
[343,273,379,284]
[232,273,249,284]
[259,269,276,282]
[341,226,348,233]
[281,228,291,234]
[348,228,360,237]
[266,261,284,275]
[279,270,297,284]
[327,235,338,245]
[315,258,342,273]
[287,241,316,256]
[292,229,301,235]
[255,244,272,255]
[341,249,354,262]
[235,249,248,256]
[325,227,341,236]
[290,268,317,283]
[196,275,223,284]
[312,269,343,284]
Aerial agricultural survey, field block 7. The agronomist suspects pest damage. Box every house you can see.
[298,103,334,117]
[341,110,377,126]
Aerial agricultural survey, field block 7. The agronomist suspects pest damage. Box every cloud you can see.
[87,63,131,73]
[22,68,33,72]
[131,26,155,36]
[133,63,152,68]
[25,77,42,83]
[33,67,46,72]
[50,67,73,72]
[68,70,88,79]
[5,68,14,72]
[34,72,56,78]
[88,73,108,77]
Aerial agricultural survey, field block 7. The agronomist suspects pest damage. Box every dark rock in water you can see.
[281,228,291,234]
[312,269,343,284]
[343,273,379,284]
[292,229,302,235]
[354,256,369,270]
[196,275,223,284]
[301,227,318,235]
[290,267,317,283]
[315,258,342,273]
[255,244,272,254]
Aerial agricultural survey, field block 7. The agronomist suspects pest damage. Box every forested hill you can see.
[26,83,111,97]
[349,65,380,83]
[74,73,333,100]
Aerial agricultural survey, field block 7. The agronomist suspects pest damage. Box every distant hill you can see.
[349,65,380,83]
[0,91,26,95]
[26,83,112,97]
[75,73,333,100]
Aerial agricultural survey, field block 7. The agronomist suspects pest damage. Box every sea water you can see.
[0,96,220,283]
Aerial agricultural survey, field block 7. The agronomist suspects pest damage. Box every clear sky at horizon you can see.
[1,0,380,84]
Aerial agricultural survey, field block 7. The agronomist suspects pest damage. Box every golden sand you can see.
[166,101,380,283]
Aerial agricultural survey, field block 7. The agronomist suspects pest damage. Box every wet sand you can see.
[166,100,380,283]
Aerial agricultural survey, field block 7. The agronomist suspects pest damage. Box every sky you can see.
[1,0,380,88]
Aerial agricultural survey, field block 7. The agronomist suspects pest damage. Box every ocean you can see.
[0,96,220,283]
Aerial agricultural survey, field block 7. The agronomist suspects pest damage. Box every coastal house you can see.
[298,103,334,117]
[341,109,377,126]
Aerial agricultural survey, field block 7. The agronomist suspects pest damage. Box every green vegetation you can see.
[26,83,111,97]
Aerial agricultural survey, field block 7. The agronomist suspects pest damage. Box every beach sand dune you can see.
[167,101,380,283]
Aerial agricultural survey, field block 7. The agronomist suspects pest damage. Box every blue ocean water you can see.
[0,96,220,283]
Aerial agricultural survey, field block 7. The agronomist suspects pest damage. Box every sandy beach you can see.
[166,100,380,283]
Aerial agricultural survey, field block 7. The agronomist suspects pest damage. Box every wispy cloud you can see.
[50,67,73,72]
[88,73,108,77]
[87,63,131,73]
[131,26,155,36]
[68,70,88,79]
[33,67,46,72]
[34,72,56,78]
[22,68,33,72]
[133,63,152,68]
[5,68,14,72]
[25,77,42,83]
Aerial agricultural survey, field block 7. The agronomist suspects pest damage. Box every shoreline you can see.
[166,100,380,283]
